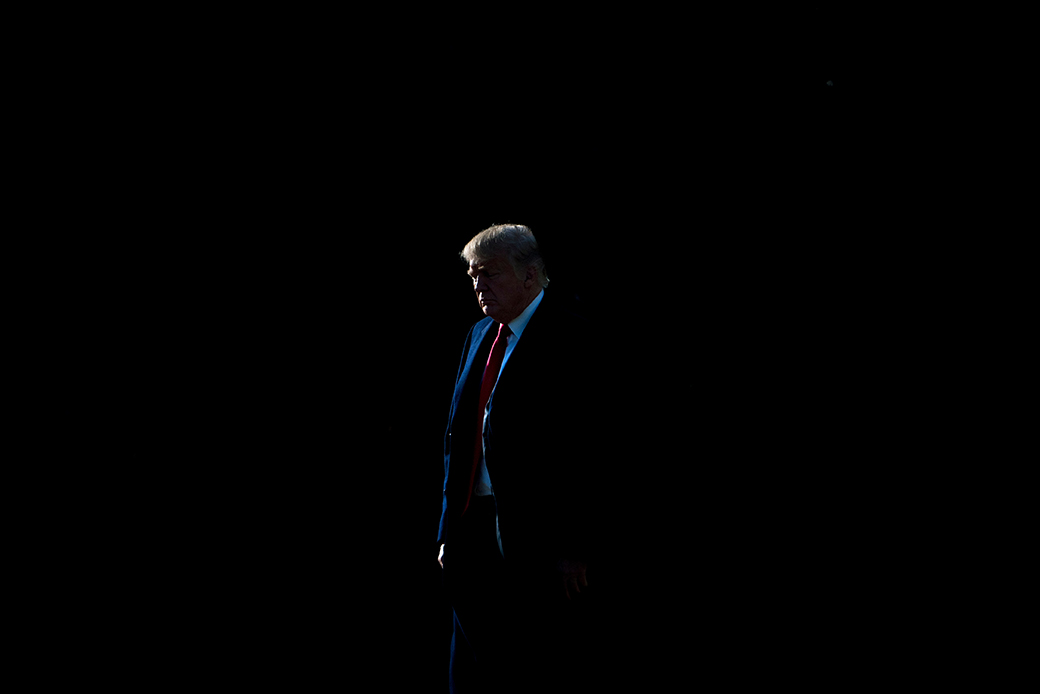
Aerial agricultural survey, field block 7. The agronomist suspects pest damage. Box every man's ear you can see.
[524,264,538,288]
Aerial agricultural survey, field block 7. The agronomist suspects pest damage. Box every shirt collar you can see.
[506,289,544,339]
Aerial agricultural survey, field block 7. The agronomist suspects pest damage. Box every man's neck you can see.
[504,288,545,338]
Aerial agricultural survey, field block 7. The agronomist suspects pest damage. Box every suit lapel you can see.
[451,319,496,428]
[467,319,496,380]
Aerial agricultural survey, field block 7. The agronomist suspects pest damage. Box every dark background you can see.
[110,8,921,689]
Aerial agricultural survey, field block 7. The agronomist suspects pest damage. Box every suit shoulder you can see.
[458,316,494,350]
[469,316,494,335]
[540,290,591,321]
[541,295,591,336]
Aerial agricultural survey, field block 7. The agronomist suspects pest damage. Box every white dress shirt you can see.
[473,289,544,497]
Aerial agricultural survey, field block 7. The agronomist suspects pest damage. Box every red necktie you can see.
[462,322,512,515]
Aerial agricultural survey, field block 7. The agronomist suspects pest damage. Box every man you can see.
[437,224,600,694]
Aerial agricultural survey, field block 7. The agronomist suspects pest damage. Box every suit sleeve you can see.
[437,324,477,548]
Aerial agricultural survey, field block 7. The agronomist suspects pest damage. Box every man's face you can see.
[468,257,530,324]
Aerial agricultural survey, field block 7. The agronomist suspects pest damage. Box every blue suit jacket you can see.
[437,290,602,568]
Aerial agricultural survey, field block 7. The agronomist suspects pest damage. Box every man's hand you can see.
[557,559,588,600]
[438,544,446,569]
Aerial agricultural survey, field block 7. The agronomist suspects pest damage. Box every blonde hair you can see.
[461,224,550,288]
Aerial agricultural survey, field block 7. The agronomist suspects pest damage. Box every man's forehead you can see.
[468,258,506,274]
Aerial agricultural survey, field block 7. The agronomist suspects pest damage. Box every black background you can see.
[94,8,924,689]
